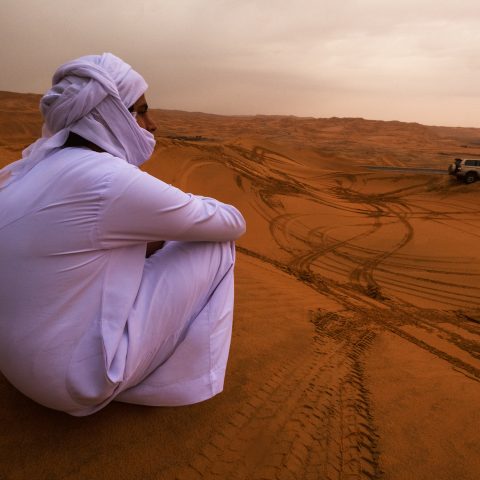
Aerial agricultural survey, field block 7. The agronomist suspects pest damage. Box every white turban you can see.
[0,53,155,190]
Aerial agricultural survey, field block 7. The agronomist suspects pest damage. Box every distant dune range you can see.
[1,91,480,480]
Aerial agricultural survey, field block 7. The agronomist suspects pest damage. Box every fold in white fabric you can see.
[0,52,155,190]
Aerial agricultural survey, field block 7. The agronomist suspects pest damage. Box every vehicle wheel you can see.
[465,173,477,184]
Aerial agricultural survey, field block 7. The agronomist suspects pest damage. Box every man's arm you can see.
[99,166,246,249]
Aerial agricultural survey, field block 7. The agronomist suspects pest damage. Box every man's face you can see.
[129,94,157,133]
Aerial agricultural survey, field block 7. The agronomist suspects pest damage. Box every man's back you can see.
[0,147,145,412]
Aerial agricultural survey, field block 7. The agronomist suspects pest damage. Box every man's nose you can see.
[145,112,157,133]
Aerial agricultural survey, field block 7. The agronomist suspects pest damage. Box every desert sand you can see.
[1,90,479,480]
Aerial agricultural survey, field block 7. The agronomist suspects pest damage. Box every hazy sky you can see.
[2,0,480,127]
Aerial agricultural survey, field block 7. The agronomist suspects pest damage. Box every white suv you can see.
[448,158,480,183]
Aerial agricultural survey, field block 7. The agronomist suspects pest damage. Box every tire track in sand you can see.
[165,145,479,479]
[169,310,381,480]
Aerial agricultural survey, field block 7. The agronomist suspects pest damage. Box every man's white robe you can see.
[0,147,245,416]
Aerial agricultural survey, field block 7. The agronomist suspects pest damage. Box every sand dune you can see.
[1,91,480,479]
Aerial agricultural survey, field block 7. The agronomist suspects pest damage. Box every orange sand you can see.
[1,91,480,479]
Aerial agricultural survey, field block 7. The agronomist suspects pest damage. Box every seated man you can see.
[0,53,246,416]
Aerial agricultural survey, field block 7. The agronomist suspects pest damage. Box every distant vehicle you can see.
[448,158,480,183]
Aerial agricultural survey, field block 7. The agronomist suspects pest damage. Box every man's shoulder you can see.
[36,148,142,200]
[59,148,138,179]
[62,147,130,167]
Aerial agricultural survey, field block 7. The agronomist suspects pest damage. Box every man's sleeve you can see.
[98,166,246,247]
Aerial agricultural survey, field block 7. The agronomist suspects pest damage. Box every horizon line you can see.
[1,89,479,131]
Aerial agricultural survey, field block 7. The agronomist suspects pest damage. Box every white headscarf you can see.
[0,53,155,190]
